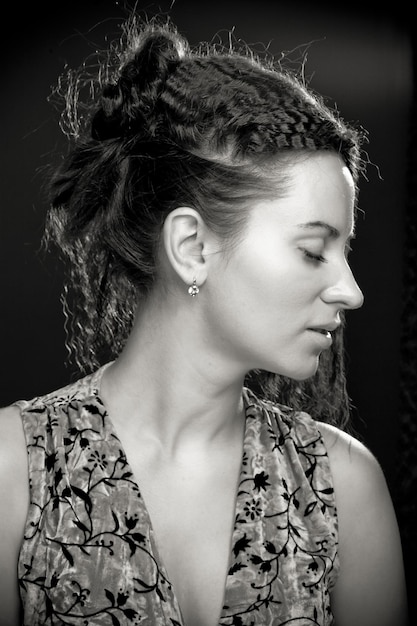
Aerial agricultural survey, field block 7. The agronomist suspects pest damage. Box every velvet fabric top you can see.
[16,365,339,625]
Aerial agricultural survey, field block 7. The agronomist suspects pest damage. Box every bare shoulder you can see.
[317,421,385,487]
[317,421,408,626]
[316,421,400,562]
[0,402,29,535]
[0,404,29,626]
[0,403,28,470]
[0,403,28,472]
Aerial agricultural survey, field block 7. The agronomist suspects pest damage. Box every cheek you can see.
[232,251,313,313]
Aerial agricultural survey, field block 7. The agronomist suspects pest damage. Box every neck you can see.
[100,294,246,453]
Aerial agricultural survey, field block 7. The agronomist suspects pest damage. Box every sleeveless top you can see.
[16,365,339,625]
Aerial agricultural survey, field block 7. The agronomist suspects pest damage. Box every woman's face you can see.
[204,152,364,381]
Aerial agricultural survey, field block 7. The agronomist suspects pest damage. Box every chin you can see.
[278,360,320,382]
[251,354,320,383]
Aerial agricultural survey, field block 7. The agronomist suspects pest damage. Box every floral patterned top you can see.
[16,365,339,625]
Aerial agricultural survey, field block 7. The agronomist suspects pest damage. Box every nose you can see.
[321,262,364,310]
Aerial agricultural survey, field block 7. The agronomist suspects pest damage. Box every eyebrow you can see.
[296,220,355,240]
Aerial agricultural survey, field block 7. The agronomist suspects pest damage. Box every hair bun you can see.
[122,28,186,88]
[92,26,186,141]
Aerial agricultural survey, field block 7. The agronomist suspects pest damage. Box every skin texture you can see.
[320,421,408,626]
[187,152,363,381]
[0,153,408,626]
[0,404,28,626]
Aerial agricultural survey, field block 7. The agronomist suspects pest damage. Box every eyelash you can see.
[302,249,327,263]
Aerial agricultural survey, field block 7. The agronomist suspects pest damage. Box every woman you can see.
[0,15,407,626]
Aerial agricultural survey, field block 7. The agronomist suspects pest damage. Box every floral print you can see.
[16,365,339,625]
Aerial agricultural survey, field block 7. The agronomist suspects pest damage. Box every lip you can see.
[308,322,341,333]
[307,324,339,347]
[308,328,332,339]
[307,329,333,348]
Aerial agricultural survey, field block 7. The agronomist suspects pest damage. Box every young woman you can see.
[0,15,407,626]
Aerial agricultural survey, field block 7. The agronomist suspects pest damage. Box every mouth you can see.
[308,321,340,336]
[307,328,333,341]
[310,328,331,335]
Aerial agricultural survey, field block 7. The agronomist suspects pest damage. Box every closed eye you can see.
[302,248,327,263]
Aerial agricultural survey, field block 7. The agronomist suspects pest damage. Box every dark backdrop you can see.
[1,0,415,616]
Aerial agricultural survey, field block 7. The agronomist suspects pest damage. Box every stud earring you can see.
[188,278,199,297]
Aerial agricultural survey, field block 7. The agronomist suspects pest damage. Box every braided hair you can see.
[45,15,366,427]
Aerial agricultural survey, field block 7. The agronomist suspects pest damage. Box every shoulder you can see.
[316,421,389,503]
[0,368,101,488]
[317,421,408,625]
[317,421,383,475]
[0,403,29,507]
[316,421,394,531]
[0,405,29,625]
[316,418,400,525]
[245,389,329,452]
[0,404,27,476]
[13,368,105,422]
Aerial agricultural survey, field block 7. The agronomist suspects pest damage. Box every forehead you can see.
[256,152,356,236]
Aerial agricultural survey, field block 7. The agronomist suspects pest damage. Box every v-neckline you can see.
[88,363,258,626]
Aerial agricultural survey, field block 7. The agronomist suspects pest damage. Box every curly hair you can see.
[44,14,367,428]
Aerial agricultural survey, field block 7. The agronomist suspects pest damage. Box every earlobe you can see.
[162,207,208,287]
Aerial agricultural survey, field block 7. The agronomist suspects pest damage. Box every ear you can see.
[162,207,215,287]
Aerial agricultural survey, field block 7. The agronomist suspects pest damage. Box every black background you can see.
[0,0,414,610]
